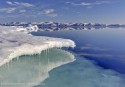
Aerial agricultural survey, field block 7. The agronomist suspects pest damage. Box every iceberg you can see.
[0,26,75,66]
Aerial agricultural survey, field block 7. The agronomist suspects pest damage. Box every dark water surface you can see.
[32,28,125,74]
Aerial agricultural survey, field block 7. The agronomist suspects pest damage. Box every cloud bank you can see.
[6,1,34,7]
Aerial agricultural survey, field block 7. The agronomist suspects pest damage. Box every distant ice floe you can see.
[16,24,39,33]
[0,26,75,66]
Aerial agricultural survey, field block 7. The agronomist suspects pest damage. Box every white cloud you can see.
[19,10,26,13]
[39,9,58,17]
[6,1,13,5]
[41,9,55,15]
[95,1,111,5]
[72,2,92,6]
[0,8,16,13]
[6,1,34,7]
[67,1,111,8]
[4,1,34,14]
[0,15,19,18]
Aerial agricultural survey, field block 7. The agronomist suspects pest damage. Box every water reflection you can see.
[32,28,125,74]
[37,27,104,31]
[0,49,75,87]
[37,25,125,31]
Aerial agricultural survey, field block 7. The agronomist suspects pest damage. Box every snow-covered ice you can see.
[0,26,75,66]
[16,24,39,33]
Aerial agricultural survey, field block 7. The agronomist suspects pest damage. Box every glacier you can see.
[0,26,75,67]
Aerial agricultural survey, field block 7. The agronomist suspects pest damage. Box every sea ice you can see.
[0,26,75,66]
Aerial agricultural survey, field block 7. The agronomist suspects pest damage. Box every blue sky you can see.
[0,0,125,24]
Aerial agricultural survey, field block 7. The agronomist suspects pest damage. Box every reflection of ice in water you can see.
[37,57,125,87]
[1,48,125,87]
[0,49,75,87]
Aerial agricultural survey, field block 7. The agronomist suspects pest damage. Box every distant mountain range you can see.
[0,22,125,31]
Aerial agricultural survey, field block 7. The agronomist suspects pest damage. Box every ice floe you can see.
[0,26,75,66]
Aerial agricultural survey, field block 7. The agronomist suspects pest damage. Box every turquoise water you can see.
[36,56,125,87]
[0,49,75,87]
[0,48,125,87]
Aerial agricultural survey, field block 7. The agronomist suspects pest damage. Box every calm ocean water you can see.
[0,28,125,87]
[32,28,125,74]
[33,28,125,87]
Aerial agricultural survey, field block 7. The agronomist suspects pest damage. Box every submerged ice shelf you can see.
[0,49,75,87]
[0,26,75,66]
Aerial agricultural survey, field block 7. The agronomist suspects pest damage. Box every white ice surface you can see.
[0,26,75,66]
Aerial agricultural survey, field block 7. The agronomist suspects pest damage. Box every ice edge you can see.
[0,26,76,67]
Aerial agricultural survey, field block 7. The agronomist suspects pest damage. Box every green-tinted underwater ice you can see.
[0,49,75,87]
